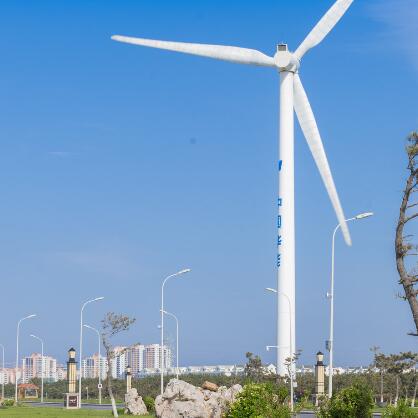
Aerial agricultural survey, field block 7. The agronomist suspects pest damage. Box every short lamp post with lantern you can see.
[64,348,80,409]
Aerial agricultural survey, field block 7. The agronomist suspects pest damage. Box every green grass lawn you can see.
[0,406,154,417]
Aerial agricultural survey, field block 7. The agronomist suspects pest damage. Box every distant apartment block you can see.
[138,364,245,377]
[81,343,171,379]
[128,344,145,375]
[22,353,58,383]
[111,346,128,379]
[81,353,107,380]
[56,365,67,381]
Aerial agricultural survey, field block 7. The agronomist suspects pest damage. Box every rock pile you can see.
[155,379,242,418]
[125,388,148,416]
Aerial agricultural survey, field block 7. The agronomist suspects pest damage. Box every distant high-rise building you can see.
[1,368,21,384]
[107,343,171,379]
[143,344,171,370]
[81,353,107,380]
[22,353,57,382]
[56,365,67,381]
[110,346,127,379]
[82,343,172,380]
[128,344,145,375]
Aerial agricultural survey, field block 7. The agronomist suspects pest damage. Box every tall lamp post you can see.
[0,343,4,400]
[83,324,102,404]
[327,212,373,398]
[15,314,36,403]
[266,288,293,411]
[30,334,44,403]
[161,310,179,380]
[161,269,191,395]
[79,297,104,404]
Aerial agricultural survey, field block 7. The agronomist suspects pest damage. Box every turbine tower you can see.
[112,0,354,376]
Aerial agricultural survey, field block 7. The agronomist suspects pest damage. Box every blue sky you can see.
[0,0,416,368]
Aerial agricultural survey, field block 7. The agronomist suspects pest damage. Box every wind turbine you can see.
[112,0,354,376]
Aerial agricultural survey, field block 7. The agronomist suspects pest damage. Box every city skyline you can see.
[0,0,416,370]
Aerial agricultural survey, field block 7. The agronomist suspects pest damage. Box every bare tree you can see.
[101,312,136,417]
[395,132,418,335]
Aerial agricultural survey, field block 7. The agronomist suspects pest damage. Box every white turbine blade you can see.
[294,0,354,60]
[293,73,351,245]
[111,35,276,68]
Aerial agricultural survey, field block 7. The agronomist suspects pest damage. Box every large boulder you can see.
[201,381,218,392]
[155,379,242,418]
[125,388,148,416]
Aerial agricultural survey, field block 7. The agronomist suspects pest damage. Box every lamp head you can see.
[355,212,374,220]
[177,268,191,275]
[68,347,76,359]
[316,351,324,363]
[265,288,277,294]
[94,297,105,302]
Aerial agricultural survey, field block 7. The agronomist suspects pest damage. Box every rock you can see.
[155,379,242,418]
[201,381,218,392]
[125,388,148,416]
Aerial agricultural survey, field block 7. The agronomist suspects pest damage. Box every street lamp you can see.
[15,314,36,403]
[83,324,102,404]
[0,344,4,401]
[79,297,104,404]
[30,335,44,403]
[265,287,294,411]
[161,310,179,380]
[327,212,373,398]
[161,269,191,395]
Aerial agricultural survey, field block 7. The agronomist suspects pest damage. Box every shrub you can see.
[382,400,417,418]
[224,382,291,418]
[318,383,374,418]
[0,399,15,407]
[143,396,155,413]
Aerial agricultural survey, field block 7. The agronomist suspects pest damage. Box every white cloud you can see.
[47,249,140,278]
[368,0,418,70]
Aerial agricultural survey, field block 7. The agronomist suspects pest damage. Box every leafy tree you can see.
[284,349,301,403]
[386,352,417,406]
[101,312,136,417]
[370,347,392,404]
[395,132,418,335]
[382,399,417,418]
[318,382,374,418]
[244,352,265,383]
[225,383,290,418]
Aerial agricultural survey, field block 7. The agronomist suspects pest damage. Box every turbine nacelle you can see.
[274,44,300,72]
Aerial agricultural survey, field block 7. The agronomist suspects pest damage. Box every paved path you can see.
[24,401,121,410]
[24,403,383,416]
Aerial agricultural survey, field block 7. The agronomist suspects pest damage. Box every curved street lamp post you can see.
[15,314,36,403]
[83,324,102,404]
[30,334,44,403]
[161,269,191,395]
[161,310,179,380]
[327,212,373,398]
[79,297,104,404]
